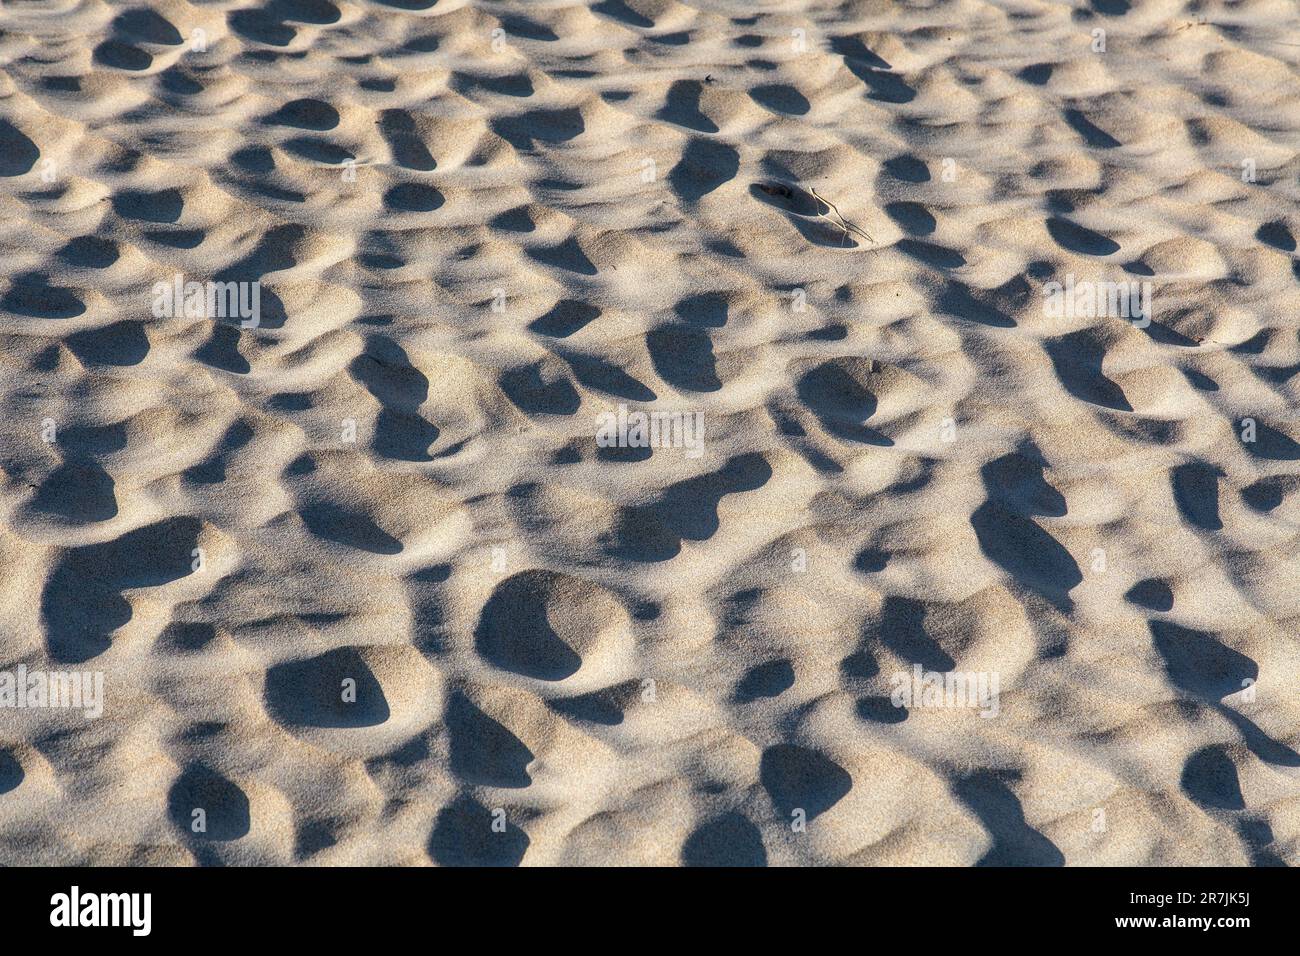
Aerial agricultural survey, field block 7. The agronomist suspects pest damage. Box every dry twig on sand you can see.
[754,181,874,247]
[810,187,874,246]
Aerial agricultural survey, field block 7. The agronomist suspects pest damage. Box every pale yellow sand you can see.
[0,0,1298,865]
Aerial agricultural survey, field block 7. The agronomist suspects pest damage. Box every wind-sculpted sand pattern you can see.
[0,0,1297,866]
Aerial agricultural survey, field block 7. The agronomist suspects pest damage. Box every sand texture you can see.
[0,0,1298,866]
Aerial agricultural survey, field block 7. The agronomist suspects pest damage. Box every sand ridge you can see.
[0,0,1298,865]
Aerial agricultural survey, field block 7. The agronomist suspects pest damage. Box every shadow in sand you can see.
[761,744,852,820]
[953,770,1065,866]
[265,647,392,728]
[0,751,22,795]
[898,238,966,270]
[0,119,40,176]
[429,794,529,866]
[1256,220,1296,252]
[971,448,1081,611]
[593,0,654,28]
[1171,461,1224,530]
[42,516,202,662]
[1151,620,1300,768]
[646,324,721,392]
[872,596,957,671]
[168,764,251,841]
[885,201,936,235]
[1181,746,1244,810]
[300,502,402,554]
[349,336,439,460]
[550,683,634,725]
[750,83,810,115]
[1237,816,1287,866]
[446,691,534,787]
[474,571,584,681]
[734,659,795,703]
[195,325,251,374]
[670,138,738,201]
[830,35,916,103]
[2,272,86,319]
[379,109,436,170]
[604,454,771,561]
[528,236,597,275]
[68,321,147,367]
[936,280,1017,328]
[499,361,581,415]
[1063,107,1120,148]
[184,420,254,485]
[528,299,599,337]
[559,348,656,401]
[1046,216,1120,256]
[229,0,341,45]
[31,459,118,523]
[1244,422,1300,461]
[796,359,893,445]
[492,107,584,149]
[58,236,120,268]
[682,812,767,866]
[1125,578,1174,611]
[657,80,717,132]
[1045,329,1132,411]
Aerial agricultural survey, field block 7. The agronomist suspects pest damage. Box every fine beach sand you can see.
[0,0,1298,866]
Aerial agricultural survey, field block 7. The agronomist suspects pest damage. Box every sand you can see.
[0,0,1297,866]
